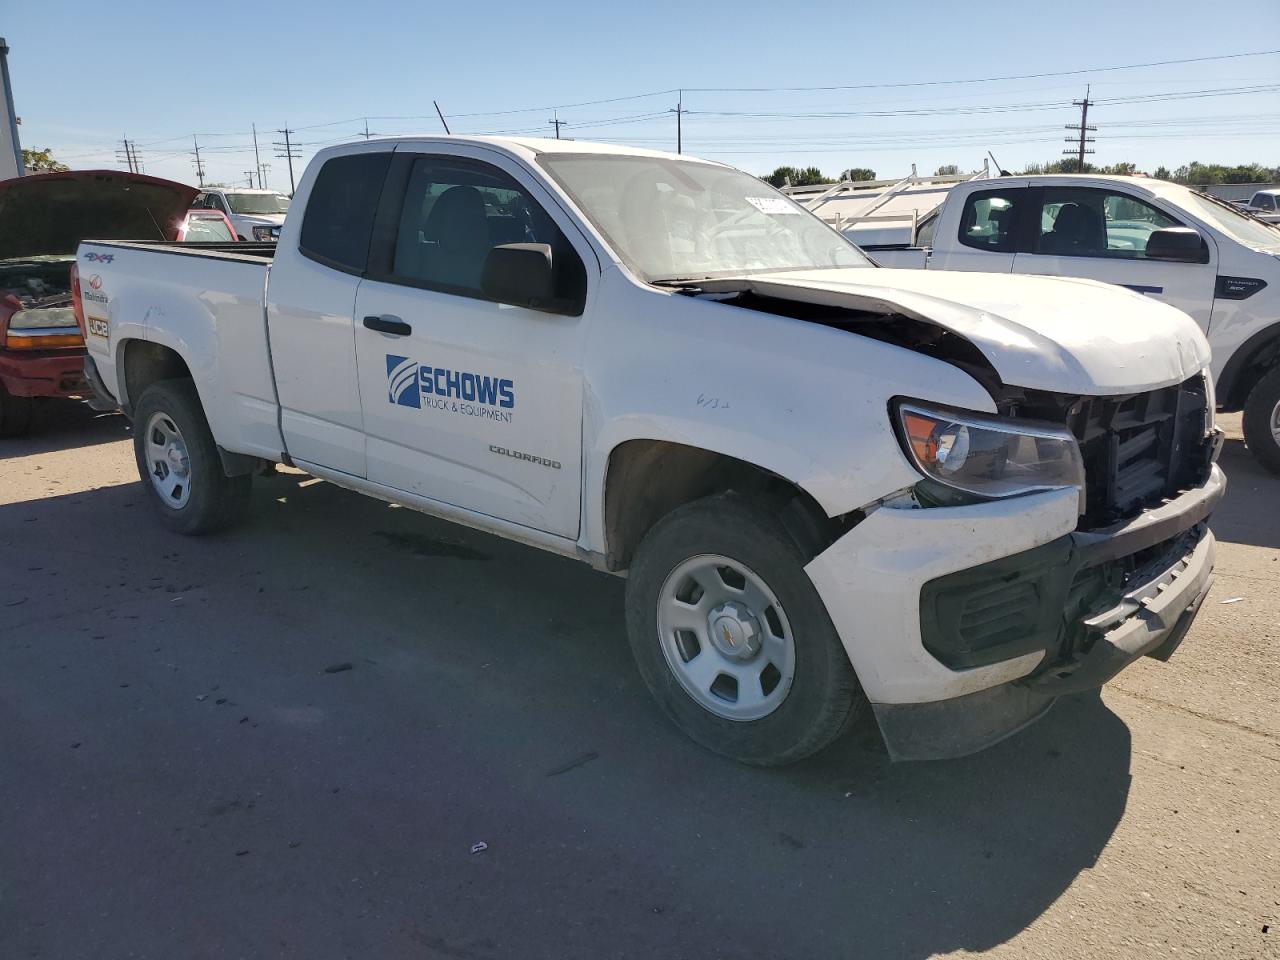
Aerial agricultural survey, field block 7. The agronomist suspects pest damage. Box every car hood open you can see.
[735,268,1211,396]
[0,170,199,260]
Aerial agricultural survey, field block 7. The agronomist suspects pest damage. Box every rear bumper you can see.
[806,465,1224,761]
[0,348,88,398]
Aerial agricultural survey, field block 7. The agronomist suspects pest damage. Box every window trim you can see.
[297,151,395,277]
[1021,185,1188,262]
[956,188,1027,254]
[364,152,588,317]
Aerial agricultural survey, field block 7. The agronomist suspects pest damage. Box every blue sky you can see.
[6,0,1279,188]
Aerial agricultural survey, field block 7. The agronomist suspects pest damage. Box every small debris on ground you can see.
[470,841,488,855]
[195,694,208,701]
[324,662,353,674]
[235,849,250,857]
[1221,597,1245,604]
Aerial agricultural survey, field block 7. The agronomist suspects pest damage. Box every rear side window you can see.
[299,153,392,273]
[958,189,1022,252]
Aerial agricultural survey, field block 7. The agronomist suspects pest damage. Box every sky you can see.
[5,0,1279,190]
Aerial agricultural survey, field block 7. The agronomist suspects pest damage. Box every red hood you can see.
[0,169,200,260]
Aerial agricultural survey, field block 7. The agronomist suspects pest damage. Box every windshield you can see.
[537,154,870,281]
[1174,188,1280,248]
[184,215,234,241]
[225,192,290,215]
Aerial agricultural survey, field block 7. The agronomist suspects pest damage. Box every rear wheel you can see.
[625,494,864,766]
[132,379,251,534]
[1242,366,1280,476]
[0,382,33,437]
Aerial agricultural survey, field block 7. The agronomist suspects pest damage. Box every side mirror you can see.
[1145,227,1209,263]
[481,243,556,311]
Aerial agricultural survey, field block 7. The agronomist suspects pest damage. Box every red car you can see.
[176,208,239,242]
[0,169,197,435]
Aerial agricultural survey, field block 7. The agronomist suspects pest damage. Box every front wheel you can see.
[132,379,251,534]
[1242,367,1280,476]
[625,495,864,766]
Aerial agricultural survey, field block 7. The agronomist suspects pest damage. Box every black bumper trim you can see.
[82,355,119,412]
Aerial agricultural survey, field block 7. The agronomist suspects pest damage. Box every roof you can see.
[318,134,720,166]
[203,186,288,195]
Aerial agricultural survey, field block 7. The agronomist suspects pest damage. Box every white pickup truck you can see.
[75,137,1224,765]
[864,174,1280,472]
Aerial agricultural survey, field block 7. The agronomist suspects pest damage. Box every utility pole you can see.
[117,137,138,173]
[274,126,300,194]
[672,90,684,154]
[433,100,450,134]
[363,118,372,139]
[252,123,263,189]
[1063,85,1096,172]
[191,135,206,186]
[244,170,255,187]
[259,162,271,190]
[549,110,564,139]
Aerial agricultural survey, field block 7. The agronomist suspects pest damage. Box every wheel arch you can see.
[600,438,850,573]
[1217,320,1280,411]
[117,338,193,418]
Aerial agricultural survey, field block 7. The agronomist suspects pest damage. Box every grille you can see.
[1017,375,1213,529]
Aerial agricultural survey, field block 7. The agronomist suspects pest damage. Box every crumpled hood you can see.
[752,268,1211,396]
[0,170,198,259]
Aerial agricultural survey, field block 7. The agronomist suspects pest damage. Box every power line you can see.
[681,48,1280,94]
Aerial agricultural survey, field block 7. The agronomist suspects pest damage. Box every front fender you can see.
[579,273,998,555]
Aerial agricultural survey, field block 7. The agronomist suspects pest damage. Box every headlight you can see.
[10,307,77,330]
[4,307,84,349]
[895,401,1085,507]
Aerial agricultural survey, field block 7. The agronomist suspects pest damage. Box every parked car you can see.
[76,138,1222,765]
[0,169,197,435]
[863,174,1280,473]
[1238,188,1280,224]
[176,208,238,242]
[193,187,289,241]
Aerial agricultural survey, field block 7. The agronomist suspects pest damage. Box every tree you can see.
[841,167,876,182]
[1152,166,1171,181]
[934,164,960,176]
[761,165,828,188]
[22,147,68,173]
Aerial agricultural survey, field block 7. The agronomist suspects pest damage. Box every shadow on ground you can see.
[0,468,1132,960]
[3,397,128,456]
[1209,438,1280,550]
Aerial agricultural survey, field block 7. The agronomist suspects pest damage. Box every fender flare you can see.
[1218,320,1280,410]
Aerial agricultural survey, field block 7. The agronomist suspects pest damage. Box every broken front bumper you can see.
[805,465,1225,761]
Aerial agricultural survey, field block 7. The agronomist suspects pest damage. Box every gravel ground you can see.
[0,402,1276,960]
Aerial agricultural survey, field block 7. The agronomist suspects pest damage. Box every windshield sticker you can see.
[744,196,803,215]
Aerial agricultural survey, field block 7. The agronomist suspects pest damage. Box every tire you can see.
[1242,366,1280,476]
[132,379,251,534]
[625,494,864,766]
[0,382,33,437]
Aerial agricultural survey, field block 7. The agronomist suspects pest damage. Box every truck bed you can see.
[86,239,277,262]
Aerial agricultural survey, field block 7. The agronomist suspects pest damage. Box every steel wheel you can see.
[656,554,796,721]
[1271,396,1280,445]
[144,411,192,509]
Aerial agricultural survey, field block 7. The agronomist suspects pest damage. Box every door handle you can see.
[363,314,412,336]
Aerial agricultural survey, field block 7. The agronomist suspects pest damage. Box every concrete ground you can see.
[0,402,1276,960]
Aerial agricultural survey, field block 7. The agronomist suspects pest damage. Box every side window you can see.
[915,211,937,248]
[299,152,392,273]
[387,156,585,309]
[1256,194,1276,211]
[1034,187,1178,259]
[958,190,1022,252]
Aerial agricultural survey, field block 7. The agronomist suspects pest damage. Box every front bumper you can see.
[805,464,1225,760]
[0,348,88,398]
